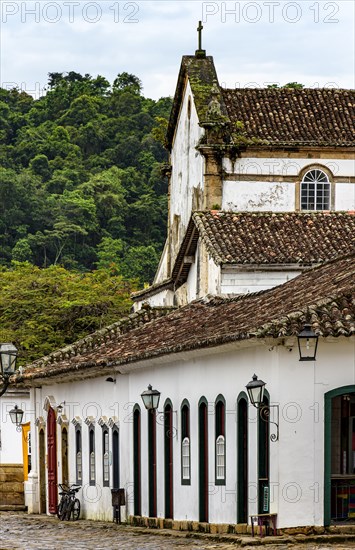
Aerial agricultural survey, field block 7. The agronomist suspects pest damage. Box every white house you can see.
[16,254,355,530]
[13,45,355,533]
[0,388,30,510]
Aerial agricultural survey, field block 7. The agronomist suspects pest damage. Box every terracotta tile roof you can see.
[222,88,355,147]
[133,211,355,299]
[21,305,174,373]
[193,211,355,266]
[17,254,355,383]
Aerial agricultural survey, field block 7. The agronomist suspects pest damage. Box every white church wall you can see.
[169,80,204,258]
[222,180,295,211]
[207,256,221,296]
[335,183,355,211]
[222,157,355,212]
[153,239,169,285]
[185,256,198,304]
[132,289,175,312]
[222,157,354,177]
[221,268,301,295]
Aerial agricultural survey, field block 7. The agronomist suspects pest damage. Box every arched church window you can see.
[215,396,226,484]
[300,169,330,210]
[181,401,190,484]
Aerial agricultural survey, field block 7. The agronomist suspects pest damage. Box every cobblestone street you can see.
[2,513,355,550]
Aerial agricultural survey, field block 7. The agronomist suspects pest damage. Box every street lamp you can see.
[9,404,24,432]
[246,373,266,407]
[0,343,18,397]
[140,384,161,411]
[297,323,318,361]
[246,374,279,442]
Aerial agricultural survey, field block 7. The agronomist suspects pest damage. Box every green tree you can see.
[0,263,135,364]
[11,238,33,262]
[29,154,51,181]
[119,245,160,285]
[113,72,142,95]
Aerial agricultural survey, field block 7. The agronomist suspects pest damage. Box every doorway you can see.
[38,428,46,513]
[47,407,57,514]
[325,387,355,524]
[258,394,270,514]
[133,406,141,515]
[198,398,208,523]
[148,410,157,517]
[61,427,69,485]
[112,427,119,489]
[164,402,173,519]
[237,395,248,523]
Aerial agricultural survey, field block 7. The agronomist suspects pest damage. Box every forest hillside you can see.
[0,72,172,362]
[0,71,172,282]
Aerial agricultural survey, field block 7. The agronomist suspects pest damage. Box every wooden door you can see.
[47,407,57,513]
[61,427,69,485]
[22,422,31,481]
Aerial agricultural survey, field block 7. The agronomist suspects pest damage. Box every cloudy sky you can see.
[1,0,354,100]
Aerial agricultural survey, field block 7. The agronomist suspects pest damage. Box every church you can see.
[14,38,355,534]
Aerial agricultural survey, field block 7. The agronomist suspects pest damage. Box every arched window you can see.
[102,427,109,487]
[181,401,190,484]
[215,396,226,485]
[300,169,330,210]
[75,426,82,485]
[89,427,96,486]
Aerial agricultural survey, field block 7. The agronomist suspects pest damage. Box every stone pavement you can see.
[2,512,355,550]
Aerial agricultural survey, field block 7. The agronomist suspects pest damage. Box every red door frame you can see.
[47,407,58,514]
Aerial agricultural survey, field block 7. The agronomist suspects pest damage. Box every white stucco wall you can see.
[222,157,355,212]
[335,183,355,211]
[223,180,295,211]
[223,157,355,178]
[25,336,355,528]
[132,289,175,312]
[169,80,204,256]
[221,268,302,295]
[0,391,30,465]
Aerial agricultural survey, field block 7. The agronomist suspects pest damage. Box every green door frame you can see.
[324,385,355,526]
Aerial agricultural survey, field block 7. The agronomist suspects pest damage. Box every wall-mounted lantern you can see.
[9,404,24,432]
[297,323,318,361]
[140,384,161,411]
[0,343,18,397]
[246,374,279,442]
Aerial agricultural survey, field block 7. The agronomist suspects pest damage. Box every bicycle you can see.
[57,483,81,521]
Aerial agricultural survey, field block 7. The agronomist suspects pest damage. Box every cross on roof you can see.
[195,21,206,58]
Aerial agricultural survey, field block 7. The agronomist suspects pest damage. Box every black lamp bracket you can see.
[0,376,10,398]
[258,403,279,442]
[155,409,178,439]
